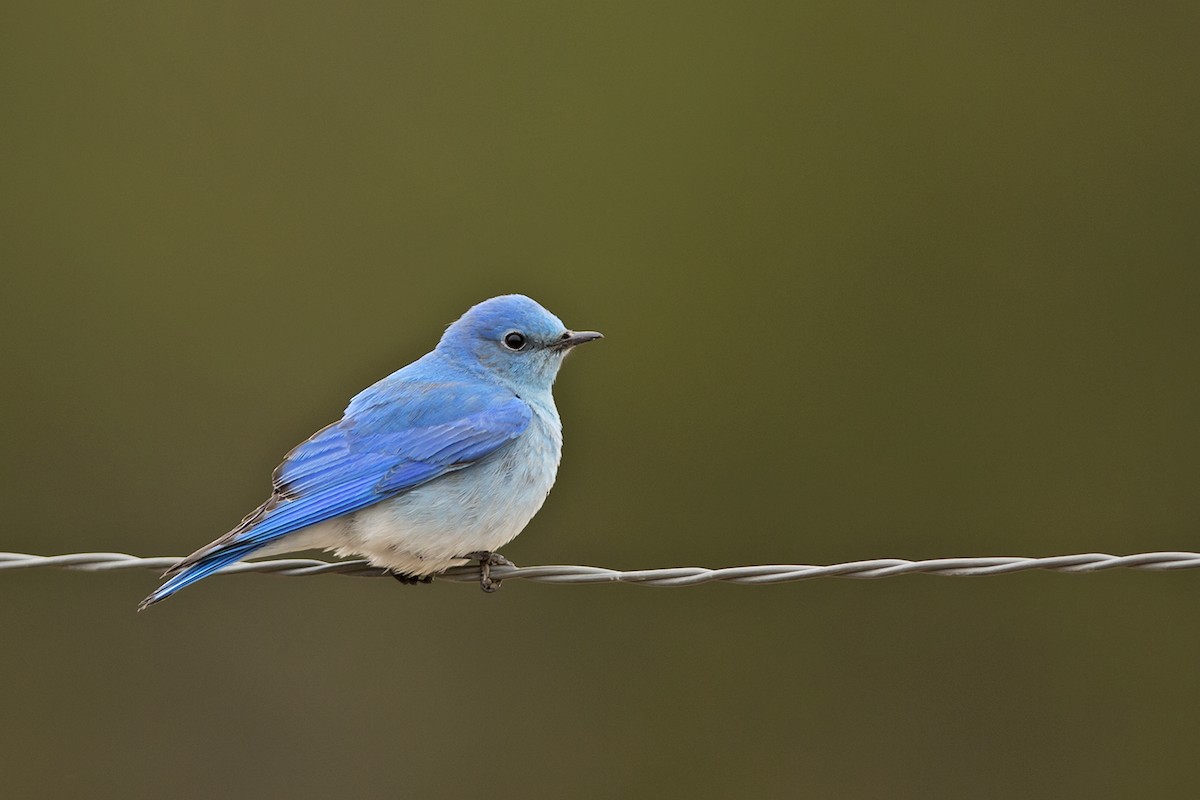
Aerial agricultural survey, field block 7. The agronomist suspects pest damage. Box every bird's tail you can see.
[137,539,265,611]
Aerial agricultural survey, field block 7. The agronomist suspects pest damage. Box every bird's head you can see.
[437,295,603,391]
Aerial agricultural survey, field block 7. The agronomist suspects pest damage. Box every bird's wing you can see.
[247,384,531,546]
[142,380,530,606]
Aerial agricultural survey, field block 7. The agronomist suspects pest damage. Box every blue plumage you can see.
[141,295,601,609]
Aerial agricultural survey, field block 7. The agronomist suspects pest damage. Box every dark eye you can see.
[503,331,527,350]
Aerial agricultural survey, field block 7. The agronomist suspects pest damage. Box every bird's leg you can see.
[391,572,434,585]
[462,551,515,593]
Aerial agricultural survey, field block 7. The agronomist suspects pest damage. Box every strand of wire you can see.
[2,551,1199,586]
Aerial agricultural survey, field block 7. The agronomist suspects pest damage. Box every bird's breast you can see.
[342,398,563,570]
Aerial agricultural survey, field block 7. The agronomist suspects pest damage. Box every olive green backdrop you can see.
[2,3,1198,798]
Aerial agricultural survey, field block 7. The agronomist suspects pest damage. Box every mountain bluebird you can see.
[140,294,602,609]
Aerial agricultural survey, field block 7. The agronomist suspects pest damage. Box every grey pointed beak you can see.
[551,330,604,350]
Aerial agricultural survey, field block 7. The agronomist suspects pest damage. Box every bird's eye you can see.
[503,331,527,350]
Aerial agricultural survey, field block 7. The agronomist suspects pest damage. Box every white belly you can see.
[263,405,563,576]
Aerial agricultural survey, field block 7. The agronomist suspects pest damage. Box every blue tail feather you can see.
[138,541,266,610]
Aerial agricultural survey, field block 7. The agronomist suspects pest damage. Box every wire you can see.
[2,550,1199,586]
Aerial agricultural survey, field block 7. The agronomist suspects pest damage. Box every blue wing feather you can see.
[141,369,532,608]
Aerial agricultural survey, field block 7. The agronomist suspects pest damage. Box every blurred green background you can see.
[2,2,1198,798]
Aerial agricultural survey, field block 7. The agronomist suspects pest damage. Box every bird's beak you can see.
[551,330,604,350]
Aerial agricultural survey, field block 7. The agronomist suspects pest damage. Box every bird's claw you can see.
[464,551,516,568]
[391,572,433,585]
[462,551,514,593]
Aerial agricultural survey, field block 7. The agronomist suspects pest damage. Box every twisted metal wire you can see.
[2,551,1199,586]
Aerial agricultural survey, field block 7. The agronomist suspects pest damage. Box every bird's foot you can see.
[462,551,515,593]
[391,571,434,585]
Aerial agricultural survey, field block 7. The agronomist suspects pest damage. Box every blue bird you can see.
[140,295,602,609]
